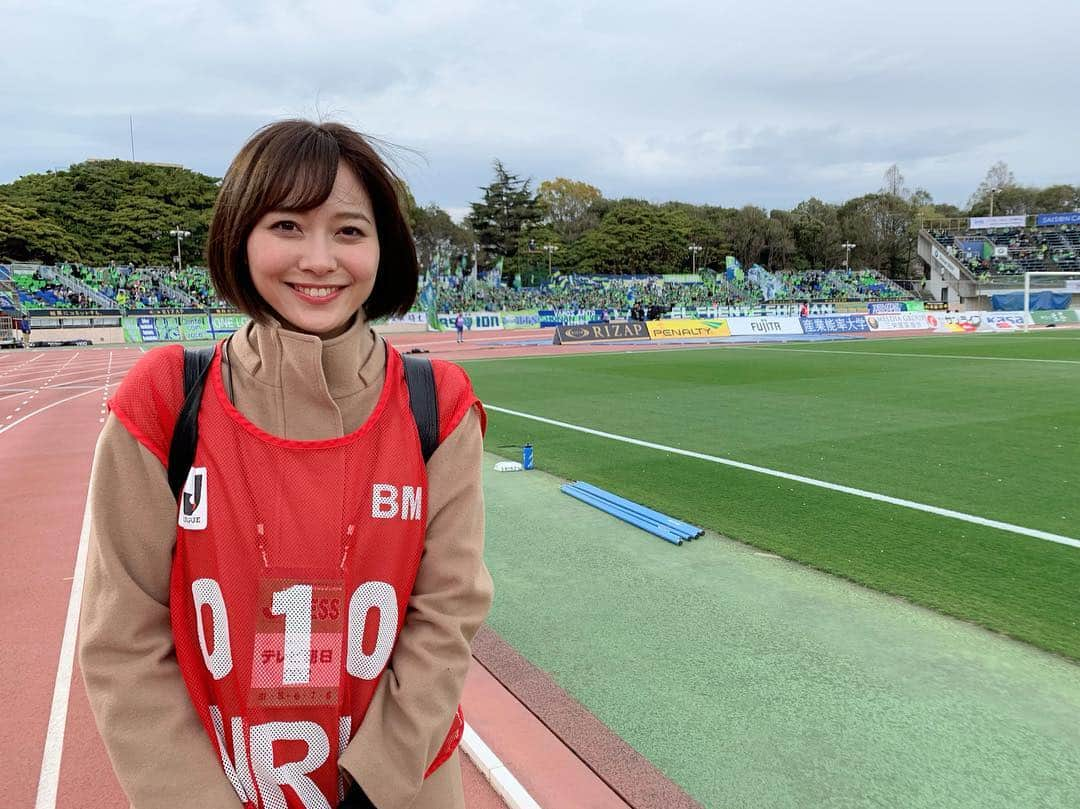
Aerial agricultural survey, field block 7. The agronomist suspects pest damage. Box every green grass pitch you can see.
[462,333,1080,661]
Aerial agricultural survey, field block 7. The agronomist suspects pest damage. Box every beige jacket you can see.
[78,314,493,809]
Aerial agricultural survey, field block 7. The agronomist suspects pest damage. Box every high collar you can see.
[228,311,383,400]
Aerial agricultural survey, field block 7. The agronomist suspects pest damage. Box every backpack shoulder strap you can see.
[167,344,216,500]
[402,354,439,463]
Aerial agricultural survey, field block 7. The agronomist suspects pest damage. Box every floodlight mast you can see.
[841,242,856,270]
[689,243,703,273]
[169,225,191,272]
[542,244,558,274]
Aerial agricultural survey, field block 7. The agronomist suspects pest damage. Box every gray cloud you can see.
[2,0,1077,214]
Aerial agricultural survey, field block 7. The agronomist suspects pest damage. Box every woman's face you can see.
[246,161,380,339]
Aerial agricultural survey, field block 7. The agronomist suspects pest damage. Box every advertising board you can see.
[864,313,933,332]
[931,312,1028,333]
[646,319,731,339]
[434,312,504,331]
[969,215,1027,230]
[553,322,650,344]
[1035,212,1080,227]
[726,317,803,336]
[800,315,869,334]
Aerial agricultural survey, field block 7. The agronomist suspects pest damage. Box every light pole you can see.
[689,243,703,273]
[841,242,856,271]
[169,225,191,272]
[989,186,1000,217]
[542,244,558,275]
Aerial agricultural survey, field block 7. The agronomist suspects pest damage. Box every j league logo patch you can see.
[179,466,208,530]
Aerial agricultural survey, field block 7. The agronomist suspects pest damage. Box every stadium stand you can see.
[5,260,914,316]
[930,223,1080,278]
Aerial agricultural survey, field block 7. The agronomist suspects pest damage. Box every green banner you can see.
[1031,309,1080,325]
[122,313,250,343]
[904,301,925,312]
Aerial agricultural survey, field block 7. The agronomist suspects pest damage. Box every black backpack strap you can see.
[167,345,217,500]
[402,355,439,463]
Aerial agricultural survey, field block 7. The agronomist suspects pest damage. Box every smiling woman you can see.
[78,120,491,809]
[245,163,381,338]
[206,120,418,329]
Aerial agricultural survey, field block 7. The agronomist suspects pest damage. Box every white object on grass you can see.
[494,461,524,472]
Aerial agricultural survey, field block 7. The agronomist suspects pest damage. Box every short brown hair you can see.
[206,120,418,322]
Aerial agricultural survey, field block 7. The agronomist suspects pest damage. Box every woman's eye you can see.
[271,220,298,232]
[340,226,363,237]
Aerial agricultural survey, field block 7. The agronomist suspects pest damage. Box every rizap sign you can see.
[646,319,731,339]
[727,317,803,336]
[553,322,650,343]
[864,313,933,331]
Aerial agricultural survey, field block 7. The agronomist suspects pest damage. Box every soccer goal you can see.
[1023,271,1080,332]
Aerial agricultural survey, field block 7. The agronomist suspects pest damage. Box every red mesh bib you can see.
[110,343,483,808]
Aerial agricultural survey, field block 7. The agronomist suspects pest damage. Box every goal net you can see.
[1023,272,1080,331]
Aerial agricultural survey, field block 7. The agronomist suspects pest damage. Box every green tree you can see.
[727,205,769,269]
[0,160,219,265]
[537,178,603,242]
[466,160,543,267]
[570,200,691,275]
[659,202,733,272]
[411,203,470,272]
[791,197,842,270]
[0,200,80,263]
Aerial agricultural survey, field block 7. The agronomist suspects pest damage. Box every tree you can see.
[411,203,469,273]
[569,200,691,275]
[659,202,732,272]
[838,192,920,278]
[727,206,769,269]
[0,200,81,263]
[764,212,795,271]
[881,164,908,198]
[0,160,219,265]
[466,160,543,266]
[968,161,1017,214]
[791,198,842,270]
[537,178,603,243]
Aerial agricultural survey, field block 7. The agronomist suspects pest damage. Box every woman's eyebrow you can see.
[333,210,373,224]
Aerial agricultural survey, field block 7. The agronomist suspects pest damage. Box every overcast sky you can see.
[2,0,1078,218]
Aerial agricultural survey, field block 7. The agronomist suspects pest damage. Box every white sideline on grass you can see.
[485,404,1080,550]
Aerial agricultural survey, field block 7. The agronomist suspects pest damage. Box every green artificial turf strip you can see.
[462,334,1080,660]
[480,460,1080,809]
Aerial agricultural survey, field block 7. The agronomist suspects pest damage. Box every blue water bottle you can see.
[522,443,534,470]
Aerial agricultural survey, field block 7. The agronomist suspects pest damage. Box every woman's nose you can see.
[297,237,337,273]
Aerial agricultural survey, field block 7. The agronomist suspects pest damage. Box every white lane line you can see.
[461,723,542,809]
[0,387,106,436]
[34,475,93,809]
[0,351,46,374]
[485,404,1080,550]
[727,345,1080,365]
